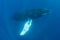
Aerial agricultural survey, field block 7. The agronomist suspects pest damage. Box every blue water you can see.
[0,0,60,40]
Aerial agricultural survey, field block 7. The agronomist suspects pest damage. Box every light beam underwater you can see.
[20,19,32,36]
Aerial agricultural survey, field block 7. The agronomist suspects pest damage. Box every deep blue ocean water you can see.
[0,0,60,40]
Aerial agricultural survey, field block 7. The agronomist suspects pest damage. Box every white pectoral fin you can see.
[20,19,32,36]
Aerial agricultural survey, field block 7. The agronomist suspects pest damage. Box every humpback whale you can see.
[12,8,49,21]
[12,8,49,36]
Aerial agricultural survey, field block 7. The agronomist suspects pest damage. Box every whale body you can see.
[12,8,49,21]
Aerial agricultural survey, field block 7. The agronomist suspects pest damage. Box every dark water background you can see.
[0,0,60,40]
